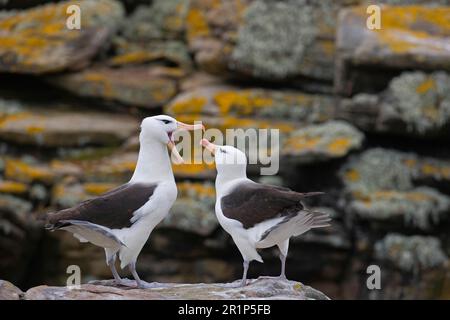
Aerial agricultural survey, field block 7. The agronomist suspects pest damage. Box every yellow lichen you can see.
[345,169,360,182]
[284,136,320,151]
[177,182,215,198]
[4,159,54,183]
[214,91,273,115]
[416,78,436,94]
[186,8,210,41]
[83,183,118,195]
[327,137,352,155]
[170,97,207,114]
[0,181,28,194]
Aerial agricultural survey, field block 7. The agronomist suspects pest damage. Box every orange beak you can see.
[200,138,216,156]
[168,121,205,164]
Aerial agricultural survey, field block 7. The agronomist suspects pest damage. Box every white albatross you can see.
[201,139,331,287]
[45,115,204,288]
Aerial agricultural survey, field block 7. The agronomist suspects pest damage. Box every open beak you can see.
[167,121,205,165]
[200,138,216,156]
[176,121,205,132]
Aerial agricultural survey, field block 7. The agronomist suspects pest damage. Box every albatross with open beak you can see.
[201,139,331,287]
[45,115,204,288]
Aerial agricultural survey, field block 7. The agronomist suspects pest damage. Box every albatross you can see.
[201,139,331,287]
[45,115,204,288]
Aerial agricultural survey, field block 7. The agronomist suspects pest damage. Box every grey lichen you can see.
[283,120,364,161]
[341,148,415,194]
[349,187,450,230]
[230,0,317,80]
[375,234,448,273]
[342,148,450,229]
[382,72,450,134]
[121,0,188,41]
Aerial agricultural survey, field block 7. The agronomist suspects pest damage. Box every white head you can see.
[200,139,247,181]
[140,115,204,164]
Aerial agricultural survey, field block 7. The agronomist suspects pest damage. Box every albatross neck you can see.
[130,138,174,184]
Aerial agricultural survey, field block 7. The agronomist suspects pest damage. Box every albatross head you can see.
[200,139,247,179]
[140,115,205,164]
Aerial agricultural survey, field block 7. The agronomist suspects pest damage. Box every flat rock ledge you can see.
[1,278,330,300]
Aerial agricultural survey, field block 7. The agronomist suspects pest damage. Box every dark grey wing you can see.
[46,183,157,230]
[221,181,324,229]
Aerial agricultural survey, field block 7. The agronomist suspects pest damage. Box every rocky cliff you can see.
[0,0,449,300]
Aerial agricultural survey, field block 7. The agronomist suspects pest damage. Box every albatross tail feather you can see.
[54,220,126,249]
[258,209,331,247]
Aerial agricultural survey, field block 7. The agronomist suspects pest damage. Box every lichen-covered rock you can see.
[162,181,217,236]
[0,101,139,147]
[0,0,124,74]
[48,65,179,108]
[186,0,348,82]
[166,85,335,124]
[120,0,189,41]
[4,157,54,184]
[282,121,364,162]
[0,280,23,300]
[51,181,120,208]
[336,6,450,95]
[341,148,450,229]
[348,187,450,230]
[23,277,330,300]
[375,234,448,273]
[0,180,29,195]
[339,72,450,137]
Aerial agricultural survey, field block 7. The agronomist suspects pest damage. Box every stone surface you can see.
[339,72,450,137]
[282,121,364,162]
[375,234,448,273]
[185,0,350,82]
[341,148,450,230]
[23,277,330,300]
[0,0,124,73]
[0,280,22,300]
[0,101,139,147]
[48,66,179,109]
[336,6,450,95]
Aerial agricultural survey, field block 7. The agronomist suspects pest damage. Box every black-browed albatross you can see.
[201,139,331,287]
[45,115,204,288]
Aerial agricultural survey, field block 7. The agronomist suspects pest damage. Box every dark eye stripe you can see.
[220,149,227,154]
[159,119,172,124]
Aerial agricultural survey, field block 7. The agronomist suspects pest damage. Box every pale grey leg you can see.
[241,260,250,287]
[128,261,143,288]
[107,254,122,282]
[279,253,287,280]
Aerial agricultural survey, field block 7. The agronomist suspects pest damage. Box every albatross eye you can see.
[220,149,227,154]
[159,119,172,124]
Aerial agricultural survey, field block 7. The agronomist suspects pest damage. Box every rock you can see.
[0,194,39,284]
[340,148,450,230]
[186,0,348,82]
[336,6,450,95]
[110,40,192,71]
[119,0,189,41]
[0,102,139,147]
[339,72,450,137]
[0,280,23,300]
[0,180,28,195]
[23,277,330,300]
[374,234,448,273]
[0,0,124,74]
[166,85,335,124]
[4,157,54,184]
[282,121,364,163]
[162,181,217,236]
[52,181,120,208]
[48,65,179,108]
